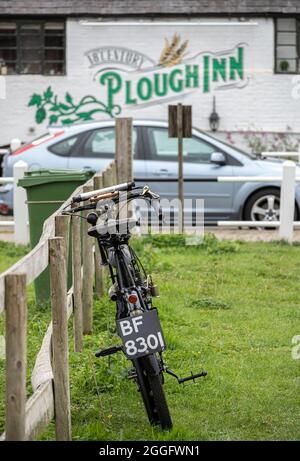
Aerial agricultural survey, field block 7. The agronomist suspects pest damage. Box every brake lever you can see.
[151,198,166,224]
[141,185,160,200]
[62,203,97,214]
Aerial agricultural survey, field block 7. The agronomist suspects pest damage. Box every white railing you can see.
[217,160,297,243]
[0,177,13,184]
[0,160,29,245]
[261,151,300,163]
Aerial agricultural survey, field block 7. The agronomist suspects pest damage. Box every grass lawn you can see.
[0,235,300,441]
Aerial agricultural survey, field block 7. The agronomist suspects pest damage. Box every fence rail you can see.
[0,117,133,441]
[261,151,300,162]
[0,178,13,184]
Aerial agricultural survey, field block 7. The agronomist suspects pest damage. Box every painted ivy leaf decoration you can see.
[77,111,94,120]
[28,86,122,125]
[28,93,42,107]
[49,114,58,124]
[61,118,75,125]
[35,107,46,124]
[59,103,71,111]
[65,92,73,105]
[43,86,53,101]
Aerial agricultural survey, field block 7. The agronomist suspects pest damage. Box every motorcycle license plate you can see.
[117,309,166,360]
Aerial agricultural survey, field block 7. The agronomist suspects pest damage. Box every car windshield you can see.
[196,130,257,160]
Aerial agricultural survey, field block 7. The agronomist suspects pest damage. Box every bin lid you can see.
[18,169,94,188]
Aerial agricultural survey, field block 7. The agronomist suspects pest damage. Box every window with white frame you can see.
[275,17,299,73]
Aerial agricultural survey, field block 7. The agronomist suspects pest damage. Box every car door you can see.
[143,126,234,222]
[67,126,146,181]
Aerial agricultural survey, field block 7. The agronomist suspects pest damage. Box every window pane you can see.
[45,48,64,61]
[277,32,297,45]
[183,137,215,162]
[45,35,64,47]
[0,49,16,61]
[84,129,116,157]
[0,36,16,47]
[45,22,64,31]
[0,23,16,34]
[20,62,42,74]
[83,128,137,157]
[149,128,215,163]
[151,129,177,157]
[276,45,297,59]
[276,59,297,72]
[5,62,17,74]
[50,136,79,156]
[19,23,41,34]
[20,33,41,49]
[43,62,64,75]
[277,18,296,31]
[20,48,41,60]
[0,22,17,74]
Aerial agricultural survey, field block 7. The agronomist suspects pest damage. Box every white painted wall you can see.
[0,17,299,152]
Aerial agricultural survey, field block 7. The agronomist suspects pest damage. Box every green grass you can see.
[0,235,300,440]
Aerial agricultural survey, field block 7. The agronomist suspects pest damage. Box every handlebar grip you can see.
[72,181,135,203]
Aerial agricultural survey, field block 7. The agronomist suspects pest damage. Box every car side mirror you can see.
[210,152,226,166]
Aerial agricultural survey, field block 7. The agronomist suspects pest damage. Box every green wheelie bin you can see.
[18,169,93,304]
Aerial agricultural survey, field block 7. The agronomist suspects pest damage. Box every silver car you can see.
[1,119,299,222]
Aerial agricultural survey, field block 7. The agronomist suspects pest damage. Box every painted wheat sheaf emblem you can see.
[159,33,189,67]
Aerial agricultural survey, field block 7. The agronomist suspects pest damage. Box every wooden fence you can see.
[0,117,133,441]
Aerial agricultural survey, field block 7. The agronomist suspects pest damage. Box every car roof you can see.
[48,119,168,131]
[48,118,212,139]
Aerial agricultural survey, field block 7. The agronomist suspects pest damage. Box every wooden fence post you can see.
[71,206,83,352]
[82,185,94,334]
[49,237,71,441]
[116,118,133,183]
[103,165,113,188]
[55,214,70,259]
[93,175,104,299]
[5,273,27,441]
[111,161,118,184]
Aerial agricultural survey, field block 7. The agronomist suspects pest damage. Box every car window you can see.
[147,127,215,163]
[83,127,138,158]
[49,134,79,156]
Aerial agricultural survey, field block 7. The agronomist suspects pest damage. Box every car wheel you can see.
[244,188,298,224]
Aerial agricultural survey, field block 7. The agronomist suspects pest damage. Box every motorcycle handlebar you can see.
[72,180,135,203]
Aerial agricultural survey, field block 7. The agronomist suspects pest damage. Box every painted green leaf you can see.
[61,118,74,125]
[29,86,118,126]
[65,92,73,104]
[49,114,58,124]
[59,103,71,111]
[77,111,93,120]
[43,86,53,101]
[35,107,46,124]
[28,93,42,107]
